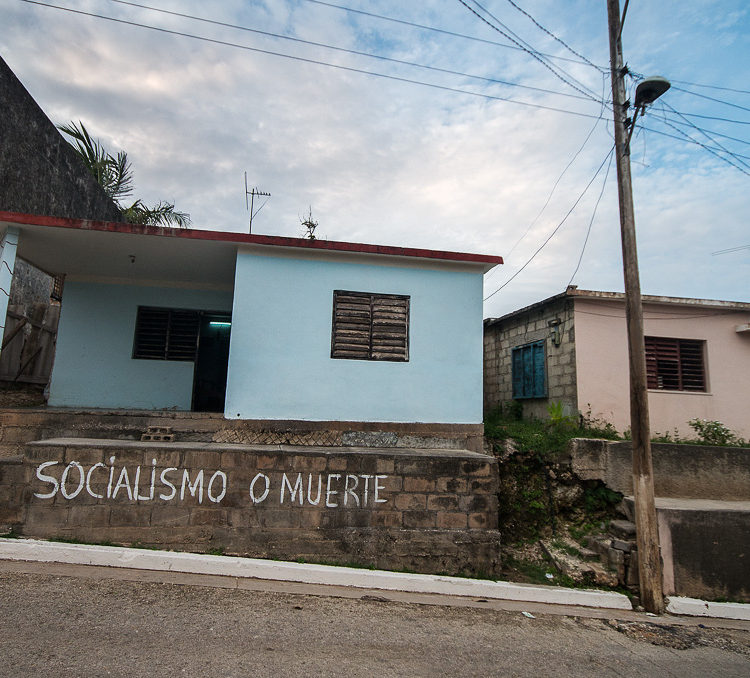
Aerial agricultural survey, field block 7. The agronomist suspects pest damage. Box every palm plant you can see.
[58,121,190,228]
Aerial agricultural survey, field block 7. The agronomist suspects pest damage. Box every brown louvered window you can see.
[331,290,409,362]
[133,306,200,361]
[645,337,706,391]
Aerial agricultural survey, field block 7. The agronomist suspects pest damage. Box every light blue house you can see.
[0,211,502,426]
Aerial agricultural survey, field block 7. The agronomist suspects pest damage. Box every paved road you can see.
[0,562,748,677]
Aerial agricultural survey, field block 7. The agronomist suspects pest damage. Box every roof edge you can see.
[0,210,503,268]
[486,286,750,326]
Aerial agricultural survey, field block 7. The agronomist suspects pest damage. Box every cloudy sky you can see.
[2,0,748,316]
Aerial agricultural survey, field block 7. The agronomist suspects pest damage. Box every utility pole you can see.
[606,0,665,614]
[245,172,271,234]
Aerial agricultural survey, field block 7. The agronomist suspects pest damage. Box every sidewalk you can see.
[1,537,748,621]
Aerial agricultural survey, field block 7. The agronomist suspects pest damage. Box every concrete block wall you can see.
[18,438,501,576]
[484,297,577,419]
[0,455,25,531]
[0,409,485,458]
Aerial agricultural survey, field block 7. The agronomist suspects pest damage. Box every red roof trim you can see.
[0,211,503,266]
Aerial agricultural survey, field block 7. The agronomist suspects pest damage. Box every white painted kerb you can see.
[0,538,631,610]
[667,596,750,621]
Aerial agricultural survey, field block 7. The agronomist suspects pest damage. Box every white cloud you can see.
[1,0,748,317]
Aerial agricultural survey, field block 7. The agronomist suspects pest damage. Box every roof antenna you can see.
[245,172,271,233]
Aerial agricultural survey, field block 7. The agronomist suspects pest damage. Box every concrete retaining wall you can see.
[14,438,501,576]
[570,439,750,500]
[0,409,485,458]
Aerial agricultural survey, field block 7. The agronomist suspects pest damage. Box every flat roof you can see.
[485,285,750,327]
[0,212,503,283]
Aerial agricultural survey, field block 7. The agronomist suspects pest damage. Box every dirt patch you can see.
[605,619,750,656]
[0,383,45,408]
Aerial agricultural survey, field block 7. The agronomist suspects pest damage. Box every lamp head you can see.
[634,76,671,108]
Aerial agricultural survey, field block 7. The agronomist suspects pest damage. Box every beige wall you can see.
[574,298,750,438]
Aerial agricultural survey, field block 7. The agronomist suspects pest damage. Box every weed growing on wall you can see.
[485,405,620,543]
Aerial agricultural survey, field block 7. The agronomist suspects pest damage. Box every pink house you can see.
[484,287,750,439]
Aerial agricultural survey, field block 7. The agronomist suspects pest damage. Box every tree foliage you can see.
[59,121,190,228]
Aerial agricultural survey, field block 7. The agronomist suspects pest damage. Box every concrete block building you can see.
[484,286,750,438]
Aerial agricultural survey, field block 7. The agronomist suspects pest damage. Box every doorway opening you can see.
[192,312,231,413]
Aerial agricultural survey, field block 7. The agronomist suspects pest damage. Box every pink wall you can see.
[574,298,750,439]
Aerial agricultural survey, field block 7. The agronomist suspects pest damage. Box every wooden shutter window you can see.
[133,306,200,361]
[645,337,706,391]
[512,340,546,399]
[331,291,409,361]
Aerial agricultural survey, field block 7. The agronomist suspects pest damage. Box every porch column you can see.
[0,226,20,359]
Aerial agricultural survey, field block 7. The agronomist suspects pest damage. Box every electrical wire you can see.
[640,124,750,162]
[19,0,604,120]
[671,85,750,114]
[640,120,750,175]
[651,111,750,148]
[661,111,750,126]
[668,79,750,96]
[100,0,595,103]
[712,245,750,255]
[456,0,603,103]
[501,0,604,73]
[298,0,603,69]
[567,150,614,287]
[493,73,610,277]
[660,100,750,169]
[484,145,615,302]
[576,309,749,320]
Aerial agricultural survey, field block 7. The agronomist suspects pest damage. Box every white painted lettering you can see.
[34,461,59,499]
[207,470,227,503]
[360,474,373,506]
[374,475,388,504]
[307,474,322,505]
[112,466,133,501]
[159,468,177,501]
[106,456,116,498]
[344,474,360,507]
[249,473,270,504]
[148,459,156,500]
[180,469,204,504]
[134,466,152,502]
[281,473,304,505]
[326,474,341,508]
[60,461,85,500]
[85,462,105,499]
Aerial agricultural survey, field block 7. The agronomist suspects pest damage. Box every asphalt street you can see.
[0,561,748,677]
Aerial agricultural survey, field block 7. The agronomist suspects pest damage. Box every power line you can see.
[501,0,604,73]
[651,111,750,148]
[456,0,603,103]
[101,0,594,103]
[660,100,750,169]
[668,79,750,96]
[484,146,615,302]
[672,85,750,113]
[640,120,750,175]
[19,0,604,120]
[299,0,603,69]
[712,245,750,255]
[494,73,609,275]
[567,150,614,287]
[672,111,750,126]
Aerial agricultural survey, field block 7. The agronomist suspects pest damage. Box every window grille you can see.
[645,337,706,391]
[133,306,200,361]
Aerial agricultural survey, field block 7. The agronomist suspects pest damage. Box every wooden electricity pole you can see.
[606,0,665,614]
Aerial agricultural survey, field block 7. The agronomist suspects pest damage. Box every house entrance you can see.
[192,313,231,412]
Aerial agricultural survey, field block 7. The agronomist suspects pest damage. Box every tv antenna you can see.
[245,172,271,233]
